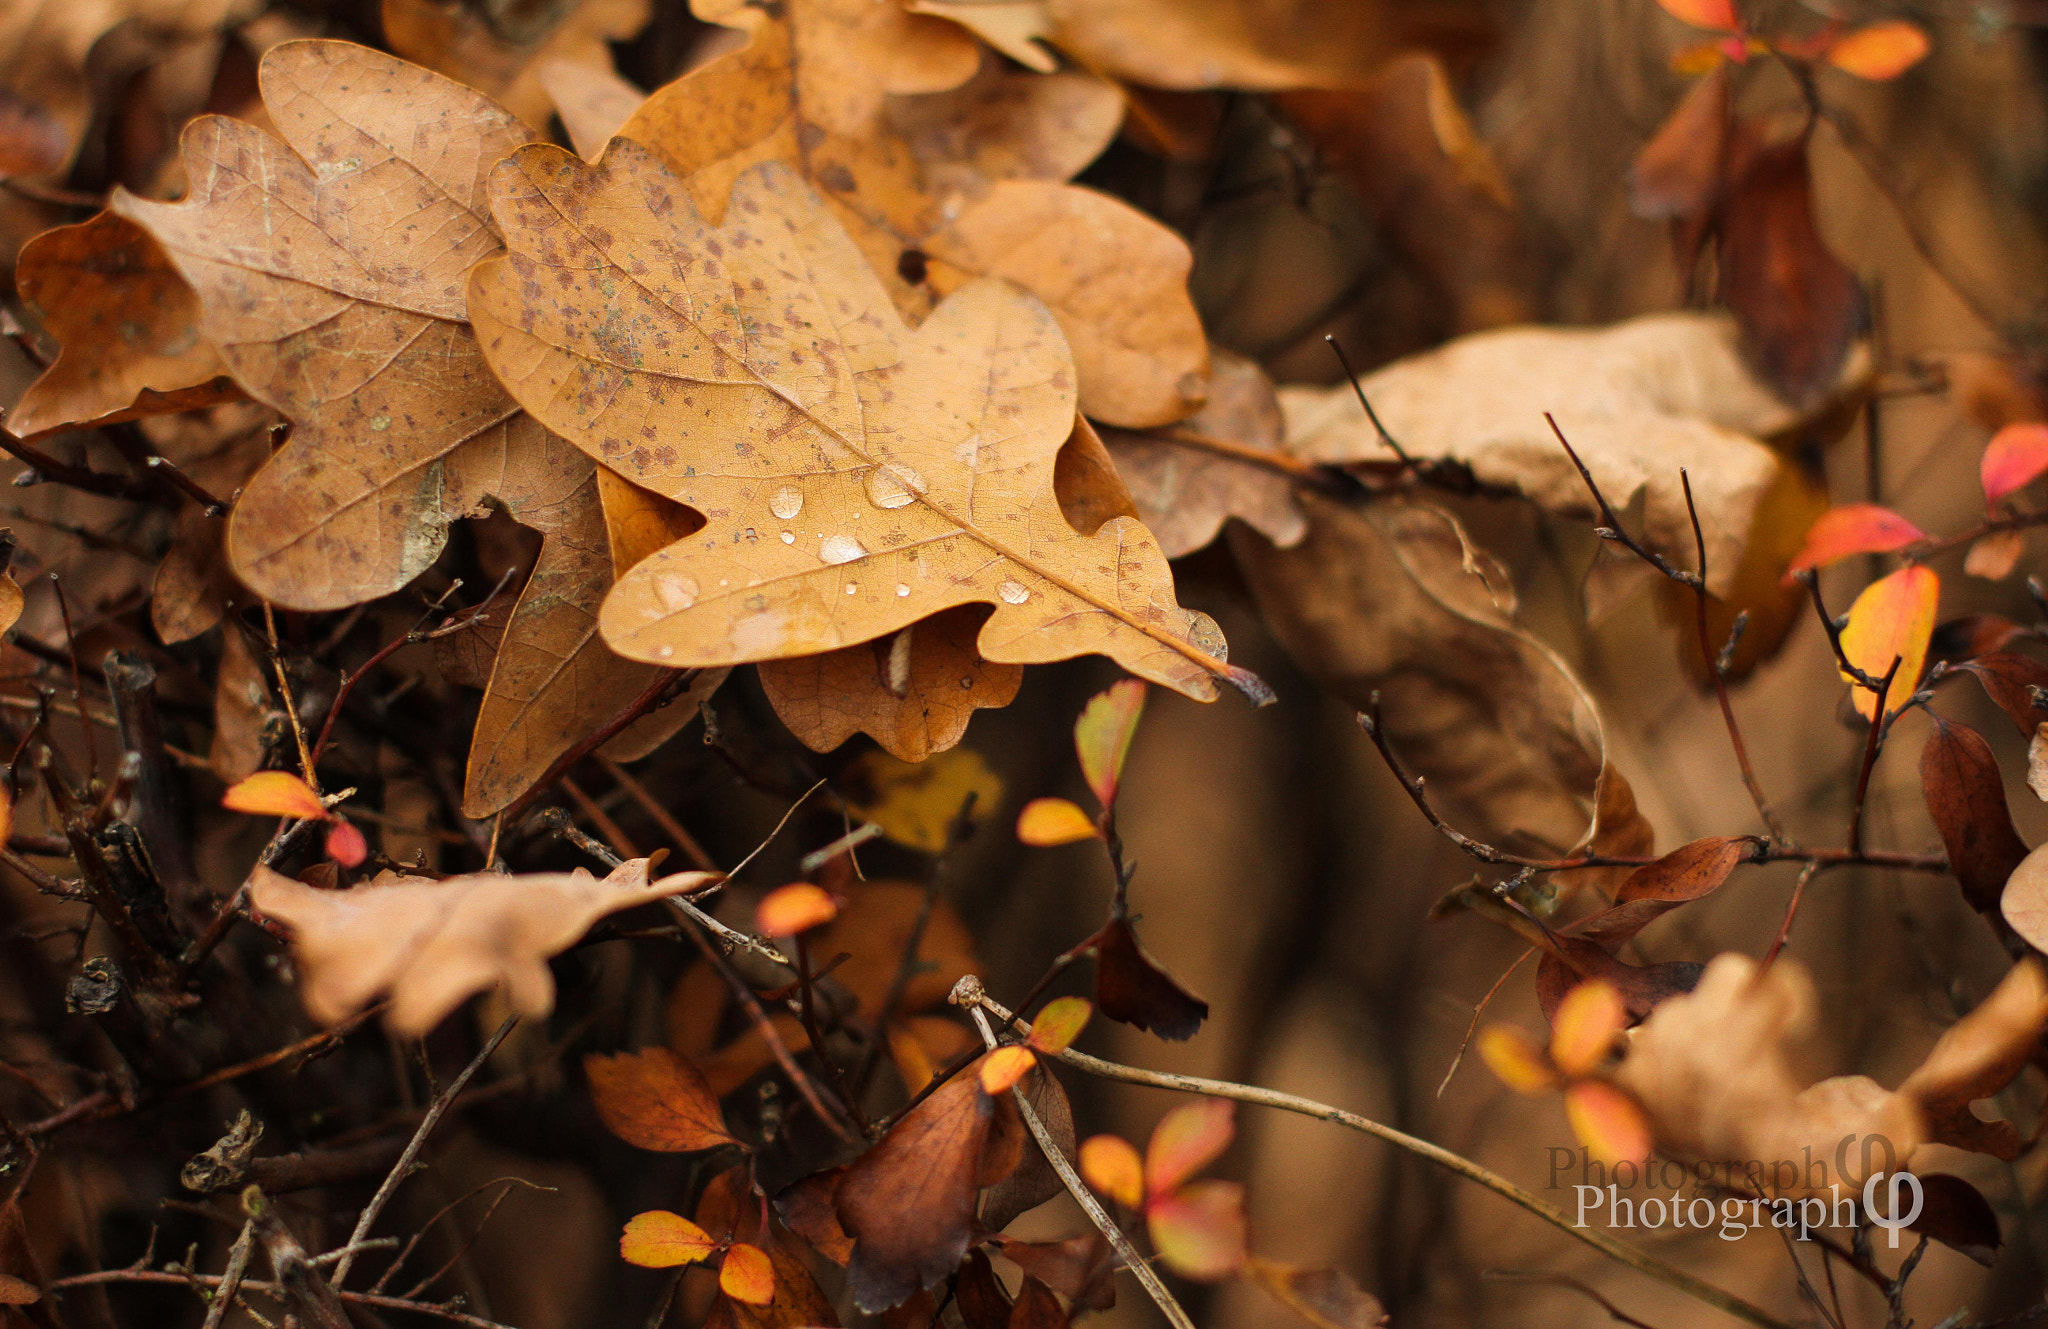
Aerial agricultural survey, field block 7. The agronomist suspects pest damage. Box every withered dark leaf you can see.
[1920,718,2029,913]
[1091,915,1208,1041]
[993,1232,1116,1312]
[1961,653,2048,734]
[1008,1276,1068,1329]
[775,1168,854,1265]
[956,1250,1014,1329]
[979,1063,1076,1231]
[1906,1173,2002,1267]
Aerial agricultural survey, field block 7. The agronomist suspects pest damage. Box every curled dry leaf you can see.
[1089,913,1209,1040]
[757,605,1023,762]
[381,0,649,130]
[1276,314,1825,610]
[1920,718,2029,913]
[615,0,1206,427]
[1959,651,2048,734]
[472,151,1252,702]
[1907,1173,2002,1267]
[981,1062,1080,1231]
[585,1046,738,1152]
[250,857,710,1034]
[837,1064,1018,1311]
[992,1232,1116,1312]
[1235,495,1637,861]
[1896,958,2048,1159]
[7,210,237,439]
[1098,348,1305,559]
[1630,63,1728,222]
[2031,724,2048,804]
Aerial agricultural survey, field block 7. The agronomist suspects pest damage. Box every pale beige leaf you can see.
[1965,528,2027,581]
[886,51,1122,191]
[2031,724,2048,804]
[911,0,1056,72]
[537,57,647,161]
[1041,0,1410,91]
[110,40,536,609]
[249,857,712,1034]
[1275,314,1860,600]
[469,150,1255,702]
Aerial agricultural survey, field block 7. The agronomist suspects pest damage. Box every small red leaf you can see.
[1982,423,2048,507]
[1147,1179,1248,1281]
[1825,21,1930,81]
[1075,679,1146,807]
[1656,0,1739,31]
[755,882,837,936]
[1784,504,1926,579]
[324,819,367,868]
[1563,1080,1652,1167]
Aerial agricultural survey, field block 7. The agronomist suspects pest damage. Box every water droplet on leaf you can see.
[998,580,1030,604]
[769,486,803,519]
[819,534,865,565]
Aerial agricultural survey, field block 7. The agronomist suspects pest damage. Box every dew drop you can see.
[655,573,699,611]
[895,583,910,597]
[960,677,974,688]
[780,531,795,544]
[658,646,674,658]
[864,464,925,510]
[769,485,803,519]
[819,534,865,565]
[845,582,858,595]
[997,579,1029,604]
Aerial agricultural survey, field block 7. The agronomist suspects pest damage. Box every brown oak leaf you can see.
[469,149,1261,704]
[382,0,649,131]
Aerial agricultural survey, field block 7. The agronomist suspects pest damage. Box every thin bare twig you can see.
[1846,655,1904,856]
[331,1015,518,1288]
[1482,1270,1666,1329]
[45,1268,521,1328]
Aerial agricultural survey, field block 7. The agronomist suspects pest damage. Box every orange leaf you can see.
[755,882,838,937]
[1825,21,1929,81]
[979,1045,1037,1095]
[621,1211,718,1267]
[1027,996,1092,1055]
[1016,797,1099,846]
[222,771,327,821]
[1079,1134,1144,1209]
[585,1047,738,1152]
[1655,0,1738,32]
[1783,503,1926,580]
[1475,1025,1558,1094]
[1839,565,1940,720]
[719,1242,777,1305]
[324,820,367,868]
[1147,1179,1248,1281]
[1564,1081,1653,1168]
[1549,980,1627,1078]
[1144,1097,1234,1196]
[1075,679,1146,807]
[1982,423,2048,508]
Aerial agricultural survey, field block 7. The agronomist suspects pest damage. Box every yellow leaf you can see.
[1475,1025,1557,1095]
[621,1210,717,1267]
[1074,678,1146,807]
[1079,1134,1143,1209]
[1016,797,1098,847]
[1826,21,1929,81]
[1027,996,1092,1055]
[222,771,327,821]
[844,747,1001,854]
[1548,980,1627,1079]
[1838,565,1938,720]
[979,1046,1036,1095]
[1147,1179,1247,1281]
[718,1242,777,1305]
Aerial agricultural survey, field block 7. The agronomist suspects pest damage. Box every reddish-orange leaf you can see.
[1784,503,1926,580]
[1079,1134,1144,1209]
[1147,1179,1248,1281]
[719,1242,777,1305]
[222,770,327,821]
[1982,423,2048,508]
[1075,679,1146,807]
[1825,20,1930,81]
[1564,1081,1653,1167]
[1656,0,1738,31]
[1839,565,1940,720]
[1475,1025,1558,1095]
[324,820,368,868]
[585,1047,738,1152]
[621,1211,718,1267]
[1144,1097,1234,1196]
[979,1045,1037,1095]
[1017,797,1099,846]
[1549,981,1628,1079]
[1028,996,1092,1055]
[755,883,838,937]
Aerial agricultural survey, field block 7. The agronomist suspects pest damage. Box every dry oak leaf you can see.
[7,210,238,440]
[758,604,1022,760]
[1275,313,1852,613]
[1099,346,1305,558]
[615,1,1206,428]
[469,150,1258,704]
[1616,954,2048,1187]
[381,0,650,131]
[109,38,537,610]
[249,856,712,1035]
[1040,0,1458,92]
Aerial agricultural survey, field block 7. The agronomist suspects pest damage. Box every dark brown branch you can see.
[1846,655,1903,856]
[500,667,697,827]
